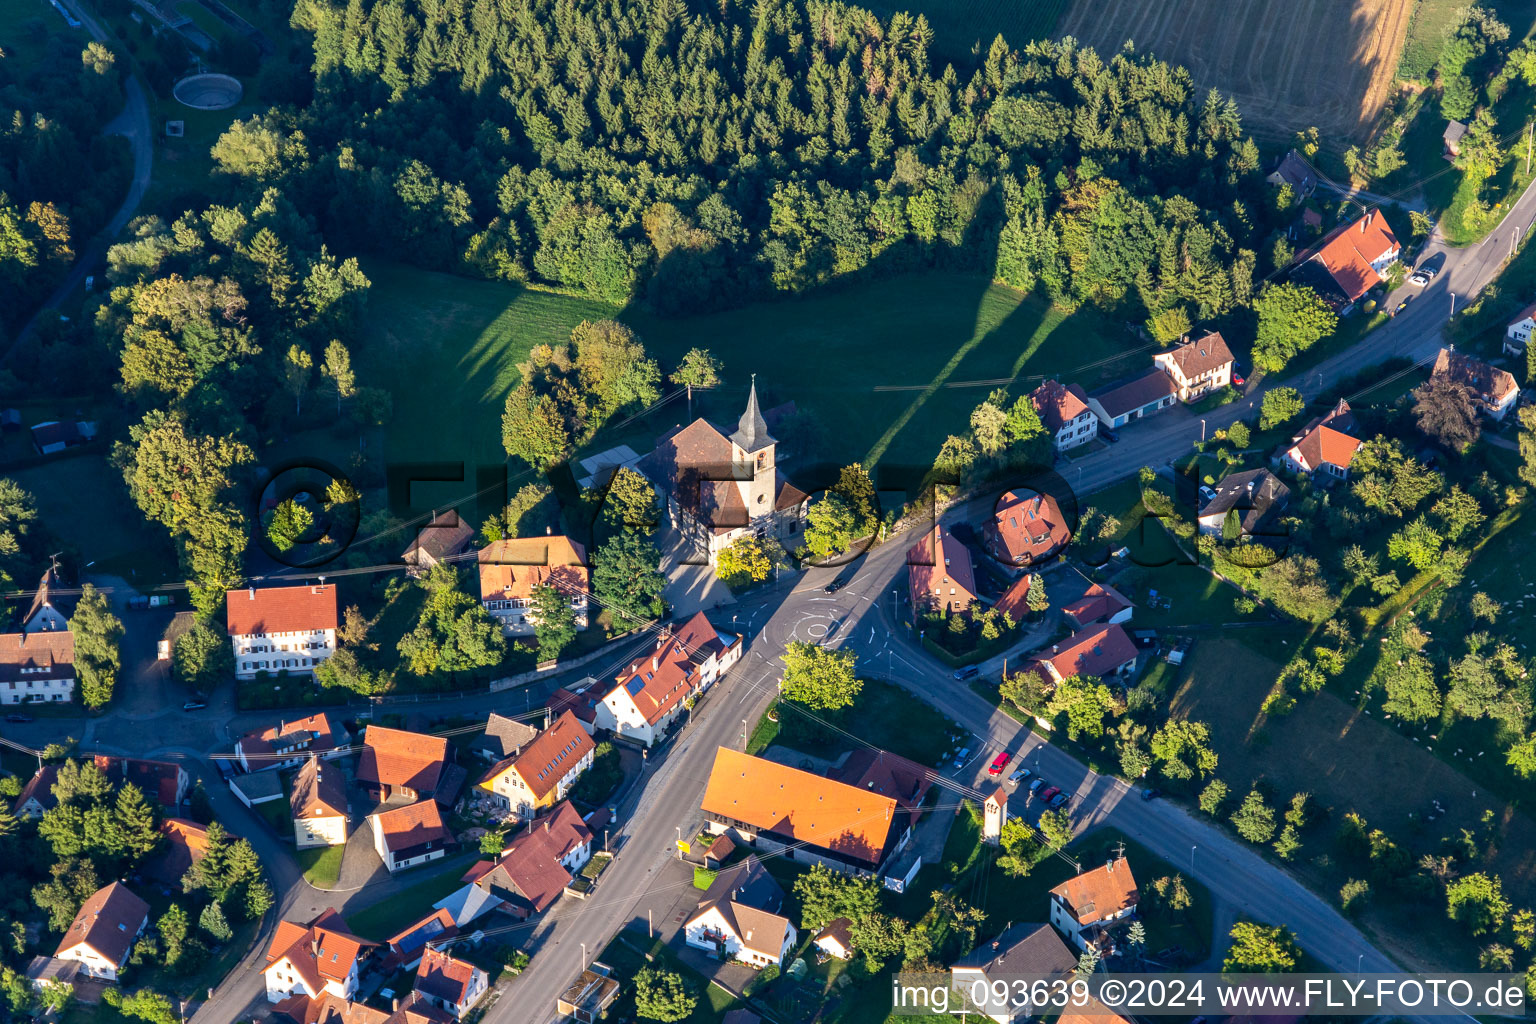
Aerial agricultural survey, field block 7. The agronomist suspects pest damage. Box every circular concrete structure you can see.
[173,73,243,110]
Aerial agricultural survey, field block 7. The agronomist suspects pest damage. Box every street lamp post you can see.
[1190,845,1197,873]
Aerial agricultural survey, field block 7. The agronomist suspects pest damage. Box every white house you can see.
[1431,347,1520,421]
[593,612,741,746]
[813,918,855,961]
[1152,332,1235,403]
[1048,856,1140,954]
[684,855,796,969]
[477,536,589,637]
[263,910,373,1003]
[291,755,348,849]
[1279,400,1362,480]
[236,712,342,772]
[371,800,452,874]
[22,565,75,633]
[413,947,489,1019]
[1506,300,1536,356]
[0,631,74,705]
[475,710,594,822]
[1029,380,1097,452]
[950,922,1077,1023]
[1085,368,1178,429]
[54,882,149,982]
[226,584,339,681]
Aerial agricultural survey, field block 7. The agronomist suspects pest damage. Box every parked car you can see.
[1037,786,1060,802]
[1231,364,1247,387]
[951,747,971,769]
[1392,295,1412,317]
[1100,427,1120,443]
[1008,767,1032,785]
[4,713,32,723]
[127,596,149,610]
[953,665,979,681]
[988,751,1012,776]
[1049,792,1070,809]
[1141,788,1162,802]
[823,577,847,594]
[1029,778,1046,793]
[182,700,208,712]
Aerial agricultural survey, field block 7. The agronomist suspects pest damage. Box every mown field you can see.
[1055,0,1413,142]
[1397,0,1536,82]
[357,262,1151,510]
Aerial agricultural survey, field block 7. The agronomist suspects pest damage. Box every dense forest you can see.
[198,0,1279,322]
[0,22,131,337]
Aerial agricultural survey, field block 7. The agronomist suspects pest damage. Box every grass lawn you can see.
[346,857,478,940]
[593,933,742,1024]
[10,454,179,582]
[298,845,345,887]
[358,262,1146,511]
[758,677,966,768]
[253,796,291,834]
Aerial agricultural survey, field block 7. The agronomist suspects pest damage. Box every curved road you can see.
[7,0,153,357]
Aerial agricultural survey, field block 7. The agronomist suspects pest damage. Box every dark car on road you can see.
[823,577,847,594]
[953,665,979,681]
[4,713,32,723]
[182,700,208,711]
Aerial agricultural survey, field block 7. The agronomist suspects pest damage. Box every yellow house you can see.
[476,710,594,822]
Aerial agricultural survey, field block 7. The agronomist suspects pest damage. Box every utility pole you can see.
[1526,121,1532,177]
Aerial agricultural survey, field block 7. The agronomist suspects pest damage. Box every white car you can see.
[1408,268,1436,286]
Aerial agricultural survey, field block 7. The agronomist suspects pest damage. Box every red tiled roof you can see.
[476,537,589,603]
[239,712,339,761]
[358,726,448,792]
[13,764,59,814]
[272,993,388,1024]
[1028,624,1138,682]
[609,613,735,726]
[472,801,592,913]
[292,756,348,819]
[547,687,597,724]
[414,947,480,1007]
[264,910,373,992]
[56,882,148,968]
[906,525,978,612]
[993,574,1034,622]
[0,631,74,682]
[1510,299,1536,328]
[1061,583,1131,626]
[1157,332,1234,382]
[1050,857,1139,925]
[226,585,338,636]
[372,799,451,853]
[1307,210,1400,303]
[401,511,474,564]
[92,755,184,808]
[478,711,594,801]
[985,490,1070,566]
[150,818,231,883]
[1030,380,1091,433]
[700,748,897,866]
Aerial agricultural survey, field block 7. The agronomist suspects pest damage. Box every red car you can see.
[1037,786,1061,802]
[987,751,1012,776]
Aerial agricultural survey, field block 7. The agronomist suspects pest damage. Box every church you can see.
[638,378,809,565]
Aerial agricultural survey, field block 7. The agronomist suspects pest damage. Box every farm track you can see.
[1056,0,1414,143]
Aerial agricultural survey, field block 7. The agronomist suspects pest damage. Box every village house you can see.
[477,535,589,637]
[401,511,474,573]
[813,919,855,961]
[984,490,1071,569]
[22,564,75,633]
[93,755,189,809]
[380,885,501,974]
[1049,856,1140,954]
[0,630,74,705]
[1444,119,1468,159]
[271,991,452,1024]
[236,712,342,772]
[1025,623,1139,686]
[1265,149,1318,198]
[950,922,1077,1023]
[12,764,60,819]
[371,800,452,873]
[1153,332,1235,403]
[264,909,375,1003]
[1290,209,1401,312]
[636,378,809,565]
[30,420,96,456]
[1061,583,1132,630]
[992,574,1035,624]
[906,524,978,616]
[1279,399,1362,479]
[557,966,620,1024]
[1505,299,1536,356]
[594,612,742,747]
[357,726,451,803]
[54,881,149,982]
[1029,380,1097,452]
[226,584,339,681]
[1197,469,1291,539]
[699,747,920,877]
[1085,368,1178,429]
[149,818,229,884]
[478,712,541,762]
[464,800,593,919]
[683,854,796,969]
[292,755,349,848]
[476,710,594,821]
[413,947,489,1019]
[1431,347,1519,421]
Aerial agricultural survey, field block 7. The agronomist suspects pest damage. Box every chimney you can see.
[546,526,552,535]
[651,655,659,672]
[249,586,255,600]
[311,938,319,957]
[392,997,400,1013]
[545,819,550,832]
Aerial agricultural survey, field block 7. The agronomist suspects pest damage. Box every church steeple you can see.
[729,374,775,455]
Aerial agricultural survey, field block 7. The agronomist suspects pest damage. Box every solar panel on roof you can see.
[625,677,646,696]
